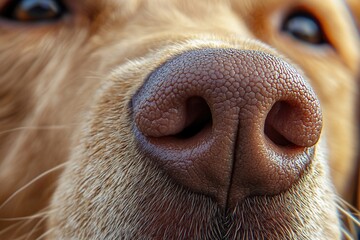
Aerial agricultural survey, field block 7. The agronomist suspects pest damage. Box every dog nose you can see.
[132,48,322,209]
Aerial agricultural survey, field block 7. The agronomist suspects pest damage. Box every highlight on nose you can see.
[132,48,322,209]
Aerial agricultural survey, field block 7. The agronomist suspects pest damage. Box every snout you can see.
[132,48,322,209]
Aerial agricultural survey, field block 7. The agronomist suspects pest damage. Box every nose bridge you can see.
[140,1,251,37]
[132,48,322,209]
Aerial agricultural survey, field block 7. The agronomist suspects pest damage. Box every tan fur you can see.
[346,0,360,210]
[347,0,360,28]
[0,0,359,239]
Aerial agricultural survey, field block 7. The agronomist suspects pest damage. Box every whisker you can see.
[0,124,79,136]
[0,213,37,239]
[0,209,54,222]
[336,197,360,216]
[341,227,355,240]
[10,217,38,240]
[25,215,48,240]
[339,207,360,226]
[338,206,360,226]
[0,220,24,236]
[0,162,67,211]
[334,197,359,240]
[35,228,54,240]
[0,207,53,239]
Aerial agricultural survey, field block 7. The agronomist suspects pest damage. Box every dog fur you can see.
[0,0,359,239]
[347,0,360,212]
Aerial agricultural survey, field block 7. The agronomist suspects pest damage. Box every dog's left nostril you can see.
[174,97,212,139]
[265,101,305,148]
[265,100,321,148]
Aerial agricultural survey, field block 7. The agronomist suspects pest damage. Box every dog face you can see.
[0,0,359,239]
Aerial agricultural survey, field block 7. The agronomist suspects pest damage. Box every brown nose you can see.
[132,48,322,209]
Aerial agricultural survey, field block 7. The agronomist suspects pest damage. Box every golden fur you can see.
[348,0,360,28]
[0,0,359,239]
[346,0,360,209]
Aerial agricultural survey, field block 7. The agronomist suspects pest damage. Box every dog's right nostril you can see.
[174,97,212,139]
[132,48,322,209]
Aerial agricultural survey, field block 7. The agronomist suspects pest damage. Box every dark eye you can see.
[282,11,328,45]
[1,0,67,22]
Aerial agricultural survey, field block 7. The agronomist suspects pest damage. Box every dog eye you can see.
[282,11,328,45]
[0,0,67,22]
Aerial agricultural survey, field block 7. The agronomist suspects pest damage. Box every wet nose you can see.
[132,48,322,209]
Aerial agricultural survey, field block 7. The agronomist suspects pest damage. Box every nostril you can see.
[264,100,320,149]
[265,101,299,148]
[175,97,212,139]
[264,124,295,148]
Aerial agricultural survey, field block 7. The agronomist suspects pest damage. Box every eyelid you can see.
[281,11,327,45]
[0,0,70,22]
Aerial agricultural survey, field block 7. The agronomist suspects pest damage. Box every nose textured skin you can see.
[132,48,322,209]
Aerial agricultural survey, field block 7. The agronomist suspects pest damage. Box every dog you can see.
[0,0,359,239]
